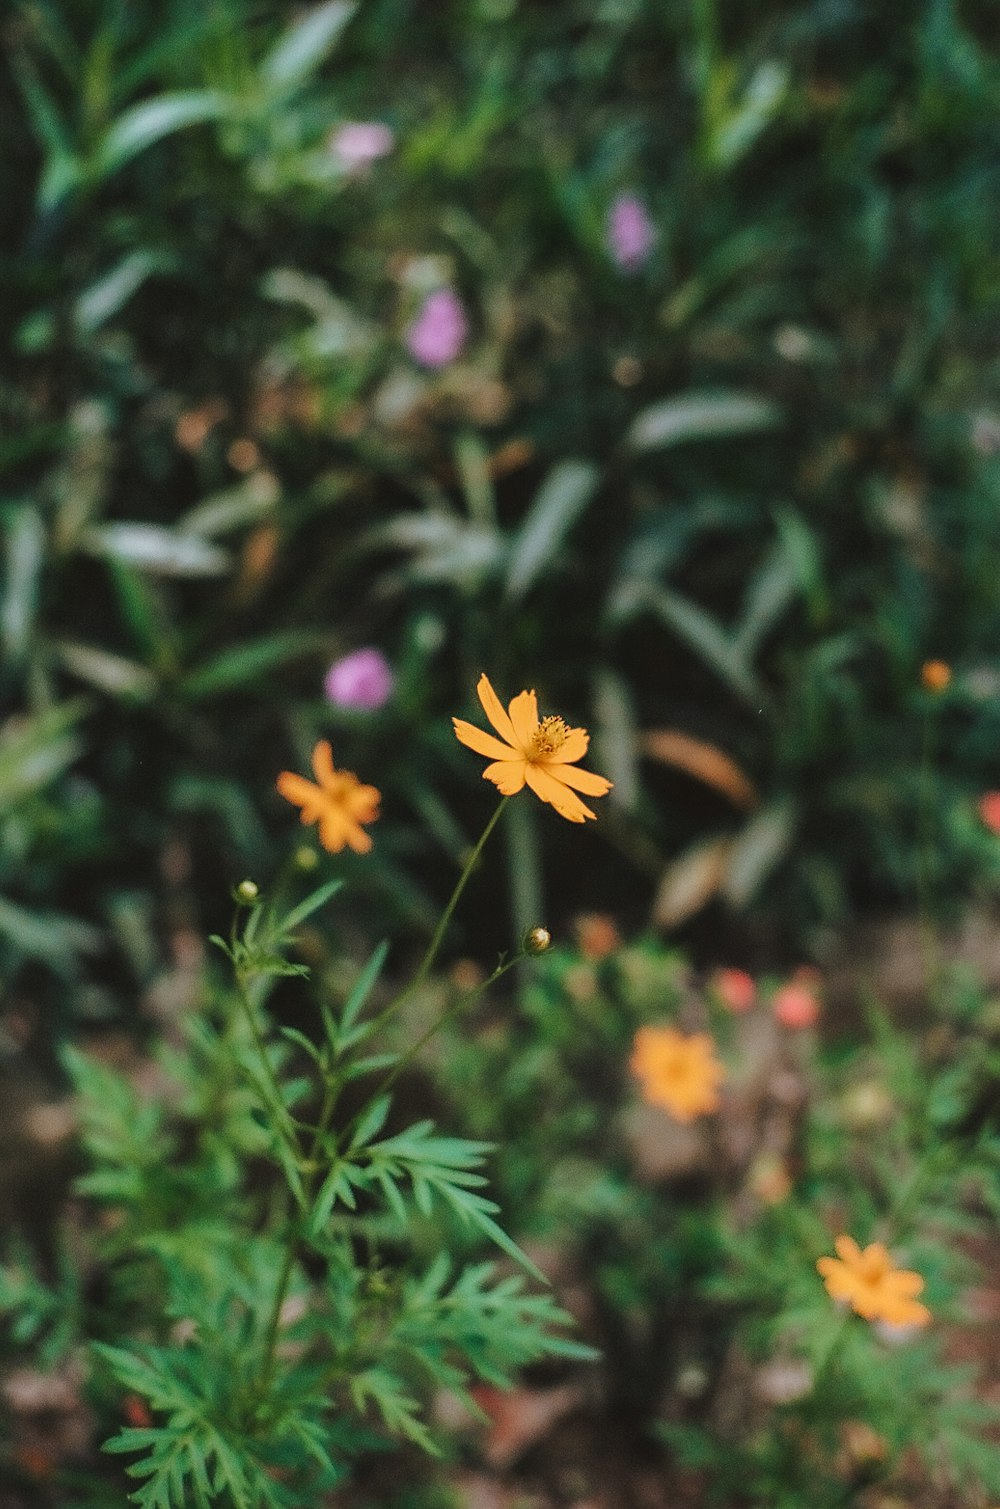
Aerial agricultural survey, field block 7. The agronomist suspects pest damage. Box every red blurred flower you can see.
[773,970,821,1029]
[978,792,1000,834]
[711,967,756,1013]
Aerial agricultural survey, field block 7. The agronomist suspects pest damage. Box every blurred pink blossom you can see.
[328,121,394,171]
[772,969,821,1030]
[405,288,467,367]
[711,967,756,1013]
[607,192,655,272]
[324,648,394,710]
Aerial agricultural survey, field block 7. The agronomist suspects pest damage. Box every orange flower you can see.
[453,674,612,823]
[920,659,951,694]
[276,740,380,854]
[630,1026,725,1122]
[816,1236,931,1327]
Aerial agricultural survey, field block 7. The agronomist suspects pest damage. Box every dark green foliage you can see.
[3,0,1000,1034]
[0,881,585,1504]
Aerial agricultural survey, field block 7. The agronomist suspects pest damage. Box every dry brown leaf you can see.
[651,836,732,930]
[641,729,758,809]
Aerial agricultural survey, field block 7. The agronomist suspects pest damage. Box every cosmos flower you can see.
[328,121,394,171]
[816,1236,931,1327]
[405,288,468,367]
[630,1026,725,1122]
[607,192,656,272]
[711,967,756,1013]
[276,741,380,853]
[324,648,394,711]
[920,659,951,694]
[977,792,1000,834]
[772,967,821,1029]
[452,674,612,823]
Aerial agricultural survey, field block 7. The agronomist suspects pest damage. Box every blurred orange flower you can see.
[920,659,951,693]
[816,1236,931,1326]
[575,913,620,960]
[453,673,612,823]
[276,741,380,854]
[630,1026,725,1122]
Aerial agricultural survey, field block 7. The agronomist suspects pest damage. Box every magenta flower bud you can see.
[324,649,394,711]
[405,288,468,368]
[607,192,656,273]
[328,121,394,171]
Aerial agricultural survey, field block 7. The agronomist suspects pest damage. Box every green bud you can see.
[295,845,319,871]
[234,879,260,904]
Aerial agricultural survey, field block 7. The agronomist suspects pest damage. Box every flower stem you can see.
[416,795,511,986]
[916,706,942,997]
[367,796,511,1038]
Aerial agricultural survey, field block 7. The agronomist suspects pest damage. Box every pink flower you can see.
[405,288,468,368]
[328,121,394,171]
[324,648,394,711]
[773,970,821,1030]
[607,192,655,272]
[978,792,1000,834]
[711,967,756,1013]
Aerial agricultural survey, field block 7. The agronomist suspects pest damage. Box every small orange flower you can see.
[276,740,380,854]
[453,674,612,823]
[630,1026,725,1122]
[816,1236,931,1327]
[920,659,951,694]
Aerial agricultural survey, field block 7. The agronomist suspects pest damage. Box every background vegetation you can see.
[2,1,1000,1504]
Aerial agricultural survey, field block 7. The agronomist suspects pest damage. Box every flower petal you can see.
[345,823,374,854]
[476,674,519,746]
[277,771,322,811]
[834,1235,863,1266]
[524,762,594,822]
[543,761,613,797]
[545,727,590,764]
[482,759,527,795]
[312,739,336,786]
[317,808,350,852]
[884,1271,926,1298]
[452,718,520,762]
[507,689,539,749]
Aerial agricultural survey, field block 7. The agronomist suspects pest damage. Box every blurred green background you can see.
[3,0,1000,1049]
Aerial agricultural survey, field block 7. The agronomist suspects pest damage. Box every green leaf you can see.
[625,390,782,451]
[338,940,390,1041]
[260,1,357,90]
[1,505,45,662]
[75,251,176,333]
[504,459,599,601]
[350,1094,392,1151]
[643,584,764,704]
[80,523,230,578]
[282,879,344,932]
[96,90,228,176]
[179,630,324,698]
[0,701,87,805]
[55,641,158,701]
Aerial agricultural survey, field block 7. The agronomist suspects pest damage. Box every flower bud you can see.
[294,845,319,871]
[523,926,552,955]
[234,879,260,904]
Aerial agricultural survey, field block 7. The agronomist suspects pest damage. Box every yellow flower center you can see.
[529,715,569,758]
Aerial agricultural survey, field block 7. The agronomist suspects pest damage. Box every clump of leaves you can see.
[2,878,589,1506]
